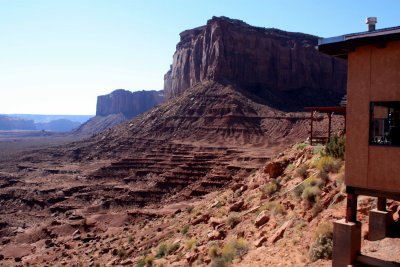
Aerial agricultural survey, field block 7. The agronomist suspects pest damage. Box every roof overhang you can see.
[318,26,400,59]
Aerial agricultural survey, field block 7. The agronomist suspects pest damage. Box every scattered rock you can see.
[255,210,270,227]
[111,248,118,256]
[207,230,226,241]
[209,217,225,228]
[229,199,244,212]
[185,251,199,263]
[120,259,133,265]
[264,160,288,178]
[69,214,84,220]
[254,236,268,247]
[268,219,293,244]
[191,213,210,225]
[231,183,245,192]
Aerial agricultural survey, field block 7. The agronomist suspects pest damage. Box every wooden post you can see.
[328,112,332,142]
[346,193,358,223]
[377,197,387,211]
[310,110,314,146]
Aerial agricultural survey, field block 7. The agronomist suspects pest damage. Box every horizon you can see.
[1,0,399,115]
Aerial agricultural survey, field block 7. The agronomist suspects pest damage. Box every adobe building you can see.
[318,18,400,266]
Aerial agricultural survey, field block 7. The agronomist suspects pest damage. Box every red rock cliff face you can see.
[96,89,164,118]
[164,16,347,111]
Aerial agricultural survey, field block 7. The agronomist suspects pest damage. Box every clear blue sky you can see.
[0,0,399,115]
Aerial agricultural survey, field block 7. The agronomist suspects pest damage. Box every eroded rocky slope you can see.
[0,16,349,266]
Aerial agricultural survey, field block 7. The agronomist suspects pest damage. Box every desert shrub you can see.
[295,164,308,178]
[317,170,329,183]
[168,243,180,254]
[156,243,168,258]
[336,172,345,186]
[221,238,249,263]
[295,142,307,150]
[118,247,126,258]
[136,258,145,267]
[312,145,325,155]
[315,156,342,173]
[210,258,229,267]
[259,201,285,216]
[156,242,180,258]
[227,212,241,228]
[180,224,189,235]
[186,206,194,214]
[208,244,219,259]
[292,183,305,199]
[311,201,323,217]
[303,176,321,188]
[309,222,333,261]
[185,238,197,251]
[324,135,345,159]
[261,180,280,197]
[301,185,321,204]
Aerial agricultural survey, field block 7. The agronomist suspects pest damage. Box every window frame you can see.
[369,101,400,147]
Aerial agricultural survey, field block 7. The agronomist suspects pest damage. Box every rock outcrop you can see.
[96,89,164,118]
[164,16,346,111]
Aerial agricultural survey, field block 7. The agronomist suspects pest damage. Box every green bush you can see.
[295,164,308,178]
[156,243,168,258]
[208,244,219,259]
[314,156,342,173]
[180,224,189,235]
[293,183,305,199]
[317,170,329,183]
[156,242,180,258]
[227,212,241,228]
[261,180,280,197]
[221,238,249,263]
[324,135,345,159]
[295,143,307,150]
[312,145,325,155]
[301,185,321,205]
[136,255,154,267]
[259,201,285,216]
[185,238,196,251]
[309,222,333,261]
[303,176,321,188]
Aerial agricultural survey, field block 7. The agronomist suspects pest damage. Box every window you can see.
[370,102,400,146]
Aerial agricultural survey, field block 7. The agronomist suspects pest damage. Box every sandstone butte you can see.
[164,16,346,111]
[2,17,396,267]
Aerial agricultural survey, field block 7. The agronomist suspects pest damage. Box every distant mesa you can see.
[164,16,346,110]
[96,89,164,118]
[75,89,164,136]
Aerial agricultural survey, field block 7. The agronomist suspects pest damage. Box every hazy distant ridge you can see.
[0,114,93,132]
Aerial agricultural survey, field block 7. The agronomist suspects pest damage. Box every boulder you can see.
[229,199,244,212]
[255,210,270,227]
[264,160,288,178]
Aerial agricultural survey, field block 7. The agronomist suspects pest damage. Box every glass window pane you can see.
[370,102,400,146]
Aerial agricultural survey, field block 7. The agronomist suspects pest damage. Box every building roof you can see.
[318,26,400,58]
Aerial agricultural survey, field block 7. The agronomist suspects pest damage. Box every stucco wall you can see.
[346,40,400,192]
